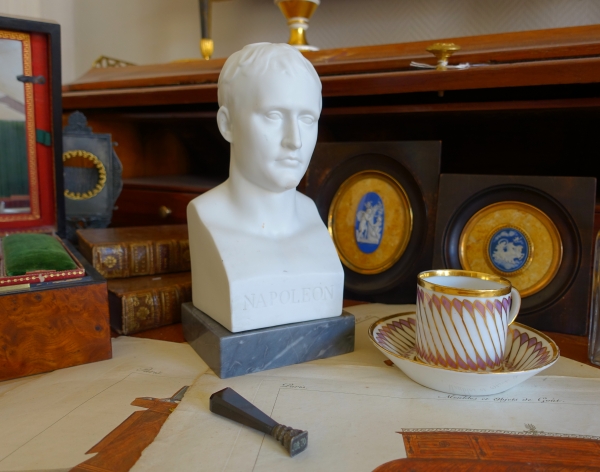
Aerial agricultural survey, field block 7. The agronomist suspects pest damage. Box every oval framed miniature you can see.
[438,182,581,319]
[328,170,413,275]
[306,144,440,301]
[458,201,563,297]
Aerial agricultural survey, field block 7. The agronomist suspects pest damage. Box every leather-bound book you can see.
[77,225,190,279]
[108,272,192,334]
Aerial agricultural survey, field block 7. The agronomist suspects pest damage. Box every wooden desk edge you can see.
[120,299,599,370]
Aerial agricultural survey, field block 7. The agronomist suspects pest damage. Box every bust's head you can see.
[217,43,322,193]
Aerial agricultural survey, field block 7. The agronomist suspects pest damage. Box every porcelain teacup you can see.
[415,270,521,372]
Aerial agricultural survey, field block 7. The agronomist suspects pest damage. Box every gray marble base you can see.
[182,302,355,379]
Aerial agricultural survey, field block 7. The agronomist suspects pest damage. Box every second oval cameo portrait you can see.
[459,201,562,297]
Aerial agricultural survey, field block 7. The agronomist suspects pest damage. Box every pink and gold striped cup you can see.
[415,270,521,372]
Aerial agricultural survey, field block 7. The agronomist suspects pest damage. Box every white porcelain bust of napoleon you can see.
[187,43,344,332]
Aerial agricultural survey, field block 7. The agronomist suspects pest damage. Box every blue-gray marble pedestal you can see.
[182,302,355,378]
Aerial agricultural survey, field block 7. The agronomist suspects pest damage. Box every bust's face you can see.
[226,68,321,193]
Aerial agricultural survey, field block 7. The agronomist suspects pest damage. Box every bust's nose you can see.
[282,118,302,150]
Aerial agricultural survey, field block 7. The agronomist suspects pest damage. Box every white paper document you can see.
[133,368,600,472]
[133,304,600,472]
[0,337,208,471]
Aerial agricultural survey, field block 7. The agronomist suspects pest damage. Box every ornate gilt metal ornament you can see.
[328,170,413,275]
[275,0,320,51]
[0,29,40,223]
[62,111,123,241]
[92,55,135,68]
[62,150,107,200]
[425,42,461,70]
[459,201,562,297]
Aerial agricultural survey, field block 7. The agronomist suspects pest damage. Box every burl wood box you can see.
[0,16,111,381]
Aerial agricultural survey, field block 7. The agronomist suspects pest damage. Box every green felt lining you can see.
[2,233,78,276]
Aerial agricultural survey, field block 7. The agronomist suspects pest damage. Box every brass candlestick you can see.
[275,0,320,52]
[426,42,461,71]
[199,0,213,60]
[200,38,214,60]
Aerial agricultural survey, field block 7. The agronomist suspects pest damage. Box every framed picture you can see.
[305,141,440,303]
[432,174,596,335]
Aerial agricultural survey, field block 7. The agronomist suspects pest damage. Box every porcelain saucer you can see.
[369,312,560,395]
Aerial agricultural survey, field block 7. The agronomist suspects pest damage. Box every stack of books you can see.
[77,225,191,335]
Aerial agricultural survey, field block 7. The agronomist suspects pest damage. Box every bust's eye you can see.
[266,111,282,121]
[300,115,316,125]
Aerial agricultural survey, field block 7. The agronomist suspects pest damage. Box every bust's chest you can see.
[208,223,341,279]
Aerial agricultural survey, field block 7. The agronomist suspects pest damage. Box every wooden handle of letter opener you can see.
[210,387,308,457]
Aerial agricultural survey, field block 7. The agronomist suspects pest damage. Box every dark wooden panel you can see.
[0,282,111,381]
[112,188,200,227]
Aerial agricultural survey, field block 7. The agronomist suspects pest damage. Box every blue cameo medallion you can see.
[355,192,384,254]
[488,227,529,273]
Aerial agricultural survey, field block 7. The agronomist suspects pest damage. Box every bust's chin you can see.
[255,171,304,193]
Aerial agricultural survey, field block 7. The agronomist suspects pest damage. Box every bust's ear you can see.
[217,106,232,143]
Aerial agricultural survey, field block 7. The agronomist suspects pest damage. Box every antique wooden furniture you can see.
[62,25,600,334]
[0,16,111,381]
[62,25,600,226]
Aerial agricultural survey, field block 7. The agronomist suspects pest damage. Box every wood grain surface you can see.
[63,25,600,92]
[71,391,182,472]
[127,302,599,369]
[62,25,600,110]
[0,283,112,381]
[375,431,600,471]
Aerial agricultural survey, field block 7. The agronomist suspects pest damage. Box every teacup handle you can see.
[508,287,521,325]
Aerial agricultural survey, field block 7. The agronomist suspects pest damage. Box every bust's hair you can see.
[217,42,321,109]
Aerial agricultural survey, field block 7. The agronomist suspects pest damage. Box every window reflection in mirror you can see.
[0,35,30,215]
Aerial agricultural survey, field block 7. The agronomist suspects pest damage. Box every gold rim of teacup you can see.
[368,312,560,375]
[417,269,511,297]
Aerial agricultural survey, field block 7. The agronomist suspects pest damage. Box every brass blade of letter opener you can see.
[210,387,308,457]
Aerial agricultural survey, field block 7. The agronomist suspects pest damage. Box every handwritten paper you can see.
[132,303,600,471]
[0,337,208,471]
[132,368,600,472]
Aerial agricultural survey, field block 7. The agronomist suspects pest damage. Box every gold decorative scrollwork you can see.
[0,29,40,222]
[62,150,107,200]
[92,55,136,68]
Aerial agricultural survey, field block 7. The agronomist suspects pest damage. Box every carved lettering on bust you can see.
[243,286,334,310]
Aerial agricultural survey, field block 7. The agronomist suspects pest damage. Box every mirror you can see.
[0,32,32,216]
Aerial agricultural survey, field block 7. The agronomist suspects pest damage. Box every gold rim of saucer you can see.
[368,312,560,375]
[417,269,511,297]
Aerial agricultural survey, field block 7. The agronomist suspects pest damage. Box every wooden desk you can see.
[129,322,598,369]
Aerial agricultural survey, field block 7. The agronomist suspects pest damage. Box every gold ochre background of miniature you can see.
[459,201,562,297]
[328,170,413,275]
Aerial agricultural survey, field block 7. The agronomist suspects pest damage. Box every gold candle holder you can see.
[275,0,320,52]
[200,38,214,60]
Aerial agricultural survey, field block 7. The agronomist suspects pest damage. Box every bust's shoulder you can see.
[187,182,232,223]
[295,191,323,224]
[295,190,317,210]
